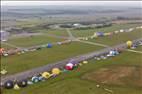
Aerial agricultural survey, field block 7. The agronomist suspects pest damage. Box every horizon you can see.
[1,1,141,7]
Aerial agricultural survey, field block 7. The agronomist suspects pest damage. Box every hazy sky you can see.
[1,1,142,7]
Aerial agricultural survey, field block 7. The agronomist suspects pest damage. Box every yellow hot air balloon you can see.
[52,68,61,75]
[126,41,133,48]
[42,72,51,79]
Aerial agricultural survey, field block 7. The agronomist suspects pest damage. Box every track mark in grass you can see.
[78,40,109,47]
[126,49,142,54]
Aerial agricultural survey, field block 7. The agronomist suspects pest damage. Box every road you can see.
[1,38,142,85]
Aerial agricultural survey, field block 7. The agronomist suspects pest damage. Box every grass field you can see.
[3,48,142,94]
[1,25,141,76]
[70,23,141,37]
[88,29,142,46]
[134,46,142,51]
[38,29,69,37]
[6,35,65,47]
[1,42,103,75]
[1,44,14,50]
[1,23,142,94]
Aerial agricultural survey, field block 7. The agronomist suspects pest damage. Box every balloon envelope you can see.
[52,68,61,75]
[126,41,132,47]
[42,72,51,79]
[65,63,74,70]
[17,80,27,87]
[47,43,52,48]
[31,76,39,83]
[4,80,14,89]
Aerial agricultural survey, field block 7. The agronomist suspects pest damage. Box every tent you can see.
[65,63,74,70]
[17,79,27,87]
[4,80,14,89]
[47,43,52,48]
[42,72,51,79]
[52,68,61,75]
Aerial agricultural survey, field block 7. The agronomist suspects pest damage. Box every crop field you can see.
[3,47,142,94]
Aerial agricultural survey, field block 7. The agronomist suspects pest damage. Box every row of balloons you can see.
[2,41,134,90]
[3,62,75,90]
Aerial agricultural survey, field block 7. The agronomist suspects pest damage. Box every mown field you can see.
[70,23,141,37]
[2,23,141,49]
[6,35,65,47]
[3,48,142,94]
[1,24,142,75]
[1,44,14,50]
[1,42,103,75]
[88,29,142,46]
[38,28,69,37]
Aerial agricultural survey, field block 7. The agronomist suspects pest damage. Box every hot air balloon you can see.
[47,43,52,48]
[31,76,39,83]
[42,72,51,79]
[4,80,14,89]
[17,79,27,88]
[52,68,61,75]
[126,41,133,48]
[65,63,74,70]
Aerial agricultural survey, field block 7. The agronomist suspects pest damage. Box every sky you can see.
[1,1,142,7]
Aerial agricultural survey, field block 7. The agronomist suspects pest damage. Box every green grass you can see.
[70,23,141,37]
[7,35,64,47]
[38,29,69,37]
[2,23,142,94]
[1,42,103,75]
[3,49,142,94]
[88,29,142,46]
[0,44,14,50]
[134,46,142,51]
